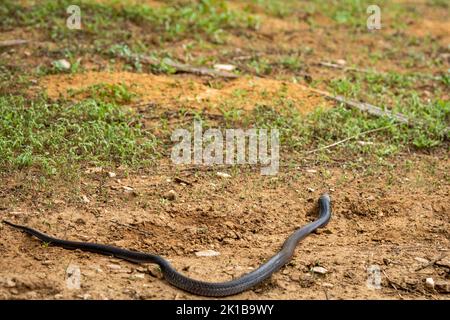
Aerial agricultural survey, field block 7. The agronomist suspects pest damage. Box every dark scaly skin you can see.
[3,194,331,297]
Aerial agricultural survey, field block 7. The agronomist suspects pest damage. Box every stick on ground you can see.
[0,39,29,48]
[123,53,238,79]
[303,86,410,124]
[304,125,395,154]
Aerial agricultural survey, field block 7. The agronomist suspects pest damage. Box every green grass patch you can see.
[224,95,449,156]
[0,0,258,44]
[0,95,160,175]
[67,82,138,105]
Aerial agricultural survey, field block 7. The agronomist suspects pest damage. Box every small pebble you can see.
[357,141,374,146]
[425,277,435,289]
[42,260,53,266]
[135,267,146,272]
[53,59,71,70]
[195,250,221,257]
[164,190,177,201]
[107,264,121,270]
[216,172,231,178]
[213,64,236,71]
[81,195,90,203]
[131,273,145,279]
[311,266,328,275]
[5,278,16,288]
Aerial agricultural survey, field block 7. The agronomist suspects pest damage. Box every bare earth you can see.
[0,1,449,300]
[1,152,449,299]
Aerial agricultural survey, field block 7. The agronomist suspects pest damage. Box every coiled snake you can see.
[3,193,331,297]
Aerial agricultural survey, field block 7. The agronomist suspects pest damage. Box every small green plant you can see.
[68,83,138,105]
[251,0,293,18]
[279,56,303,72]
[248,57,272,75]
[329,78,361,97]
[219,106,244,124]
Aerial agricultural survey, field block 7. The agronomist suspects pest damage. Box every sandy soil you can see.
[40,72,328,114]
[1,153,449,300]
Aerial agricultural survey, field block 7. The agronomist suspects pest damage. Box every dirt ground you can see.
[1,153,449,300]
[0,0,449,300]
[40,72,327,114]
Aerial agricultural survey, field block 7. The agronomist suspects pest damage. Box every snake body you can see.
[3,193,331,297]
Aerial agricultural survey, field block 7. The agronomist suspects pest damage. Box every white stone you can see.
[195,250,221,257]
[357,141,374,146]
[213,64,236,71]
[53,59,71,70]
[216,172,231,178]
[107,264,121,270]
[425,277,435,289]
[311,266,328,275]
[164,189,177,201]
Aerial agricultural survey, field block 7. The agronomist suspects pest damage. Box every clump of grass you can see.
[68,82,138,105]
[108,44,178,74]
[0,95,160,175]
[248,57,273,75]
[249,0,295,18]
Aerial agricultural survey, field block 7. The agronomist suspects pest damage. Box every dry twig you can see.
[304,125,395,154]
[415,254,447,272]
[0,39,29,48]
[126,53,238,78]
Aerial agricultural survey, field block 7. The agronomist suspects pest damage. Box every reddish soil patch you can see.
[40,72,328,113]
[0,154,448,300]
[408,19,450,46]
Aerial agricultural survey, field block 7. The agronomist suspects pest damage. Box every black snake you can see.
[3,193,331,297]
